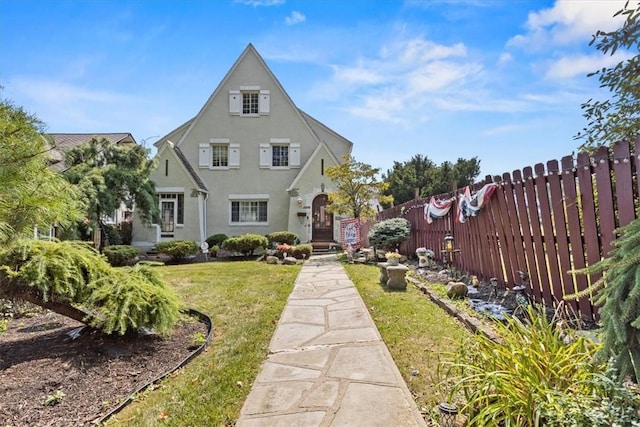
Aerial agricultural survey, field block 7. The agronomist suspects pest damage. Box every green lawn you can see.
[106,261,300,427]
[343,263,471,422]
[107,260,470,426]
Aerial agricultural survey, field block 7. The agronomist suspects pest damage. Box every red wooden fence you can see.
[360,139,640,321]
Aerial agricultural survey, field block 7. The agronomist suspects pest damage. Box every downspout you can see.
[199,191,208,243]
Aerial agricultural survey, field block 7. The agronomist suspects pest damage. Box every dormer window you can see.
[229,86,270,116]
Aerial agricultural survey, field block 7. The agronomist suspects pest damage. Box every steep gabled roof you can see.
[298,109,353,158]
[46,133,136,171]
[175,44,324,151]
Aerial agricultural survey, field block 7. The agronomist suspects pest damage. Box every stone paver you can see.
[236,255,427,427]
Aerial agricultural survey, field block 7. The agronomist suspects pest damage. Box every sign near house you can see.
[340,218,361,249]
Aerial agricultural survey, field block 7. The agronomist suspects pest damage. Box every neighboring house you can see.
[46,133,137,225]
[131,44,353,250]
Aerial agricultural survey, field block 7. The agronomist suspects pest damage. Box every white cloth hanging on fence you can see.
[424,196,456,224]
[456,183,499,223]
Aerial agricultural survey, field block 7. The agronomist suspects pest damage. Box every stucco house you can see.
[131,44,353,250]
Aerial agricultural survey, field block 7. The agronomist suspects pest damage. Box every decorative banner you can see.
[424,197,456,224]
[457,183,499,223]
[340,218,361,249]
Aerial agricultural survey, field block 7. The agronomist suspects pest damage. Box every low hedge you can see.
[155,240,199,259]
[103,245,139,267]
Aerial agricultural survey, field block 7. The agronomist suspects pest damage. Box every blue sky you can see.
[0,0,634,178]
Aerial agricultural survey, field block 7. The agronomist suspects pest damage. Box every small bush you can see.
[223,234,269,256]
[267,231,298,246]
[155,240,199,259]
[290,244,312,259]
[367,218,411,251]
[103,245,139,266]
[205,233,228,248]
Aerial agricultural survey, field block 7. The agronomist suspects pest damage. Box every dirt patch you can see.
[0,311,208,427]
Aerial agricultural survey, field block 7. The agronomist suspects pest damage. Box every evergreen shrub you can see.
[223,234,269,256]
[103,245,139,266]
[290,244,312,259]
[155,240,199,259]
[367,218,411,251]
[267,231,298,245]
[205,233,228,248]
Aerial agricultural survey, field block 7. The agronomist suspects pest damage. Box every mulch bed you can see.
[0,311,208,427]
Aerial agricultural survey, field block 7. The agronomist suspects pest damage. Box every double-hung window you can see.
[229,195,269,225]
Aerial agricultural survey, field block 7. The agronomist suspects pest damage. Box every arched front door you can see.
[312,194,333,242]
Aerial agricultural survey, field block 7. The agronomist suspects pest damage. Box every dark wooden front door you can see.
[312,194,333,241]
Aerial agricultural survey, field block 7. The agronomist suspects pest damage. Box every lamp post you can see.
[444,233,454,269]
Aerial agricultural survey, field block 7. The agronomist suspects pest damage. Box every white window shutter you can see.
[229,143,240,168]
[259,143,271,168]
[259,90,270,115]
[229,90,240,115]
[290,143,301,167]
[199,143,211,168]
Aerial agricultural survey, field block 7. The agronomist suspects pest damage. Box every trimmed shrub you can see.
[290,244,312,259]
[267,231,298,245]
[205,233,228,248]
[103,245,139,266]
[367,218,411,251]
[222,234,269,256]
[155,240,199,259]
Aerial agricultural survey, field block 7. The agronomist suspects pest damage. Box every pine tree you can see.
[572,215,640,383]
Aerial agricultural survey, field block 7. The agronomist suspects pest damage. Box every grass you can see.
[106,261,300,427]
[343,263,472,423]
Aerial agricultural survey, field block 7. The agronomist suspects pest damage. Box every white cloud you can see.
[497,52,512,66]
[285,11,306,25]
[508,0,636,49]
[544,51,632,79]
[313,36,501,123]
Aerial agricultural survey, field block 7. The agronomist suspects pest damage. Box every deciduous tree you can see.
[576,2,640,149]
[325,155,393,220]
[62,137,159,246]
[383,155,481,205]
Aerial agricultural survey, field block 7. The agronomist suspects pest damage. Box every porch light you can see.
[444,233,454,252]
[296,196,303,207]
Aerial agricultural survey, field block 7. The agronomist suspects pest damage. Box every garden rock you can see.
[447,281,469,299]
[282,256,298,265]
[265,255,279,265]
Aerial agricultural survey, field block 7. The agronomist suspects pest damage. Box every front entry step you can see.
[311,241,339,255]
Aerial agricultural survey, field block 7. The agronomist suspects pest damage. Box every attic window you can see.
[242,92,259,115]
[229,88,270,116]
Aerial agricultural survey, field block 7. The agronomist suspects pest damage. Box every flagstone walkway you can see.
[235,255,427,427]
